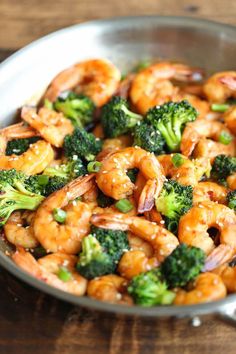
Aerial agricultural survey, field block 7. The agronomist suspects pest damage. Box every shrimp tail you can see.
[62,174,95,201]
[219,76,236,90]
[138,179,161,213]
[203,244,235,272]
[91,213,129,231]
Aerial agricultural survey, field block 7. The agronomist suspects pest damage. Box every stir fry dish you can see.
[1,58,235,307]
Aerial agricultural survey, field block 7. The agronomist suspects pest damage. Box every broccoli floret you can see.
[160,244,205,288]
[43,176,67,196]
[97,190,114,208]
[126,168,139,183]
[6,137,40,156]
[155,180,193,234]
[63,128,102,161]
[211,155,236,181]
[53,92,95,128]
[0,169,44,226]
[128,268,175,306]
[43,157,87,180]
[146,100,197,152]
[227,190,236,211]
[101,96,142,138]
[25,175,50,195]
[133,120,166,154]
[90,225,129,264]
[76,235,114,279]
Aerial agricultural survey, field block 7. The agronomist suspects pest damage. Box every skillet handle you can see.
[218,305,236,326]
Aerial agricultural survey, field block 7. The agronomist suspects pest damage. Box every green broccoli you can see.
[160,244,205,288]
[53,92,95,128]
[101,96,142,138]
[155,180,193,234]
[227,190,236,211]
[126,168,139,183]
[0,169,44,226]
[128,268,175,306]
[43,176,68,196]
[63,128,102,161]
[211,155,236,183]
[90,225,129,264]
[25,174,67,196]
[133,120,166,154]
[146,100,197,152]
[97,190,114,208]
[6,137,40,156]
[76,235,114,279]
[43,157,87,180]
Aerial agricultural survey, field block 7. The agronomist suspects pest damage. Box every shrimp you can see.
[180,119,235,157]
[193,138,235,162]
[183,94,210,120]
[21,107,74,148]
[130,62,203,114]
[213,263,236,293]
[203,71,236,103]
[96,135,132,161]
[118,250,158,280]
[128,233,154,257]
[87,274,133,305]
[193,182,228,205]
[157,154,202,186]
[91,213,179,262]
[33,175,94,254]
[0,140,54,175]
[44,59,121,106]
[12,248,87,296]
[96,147,165,213]
[227,173,236,190]
[174,273,226,305]
[224,106,236,135]
[4,211,38,248]
[178,201,236,257]
[0,122,38,154]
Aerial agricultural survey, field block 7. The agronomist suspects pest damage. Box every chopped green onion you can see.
[53,208,67,223]
[58,267,72,282]
[171,153,185,167]
[218,131,233,145]
[87,161,102,173]
[37,175,50,186]
[115,199,133,213]
[211,103,229,112]
[44,99,53,110]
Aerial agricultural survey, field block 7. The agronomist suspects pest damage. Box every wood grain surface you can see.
[0,1,236,353]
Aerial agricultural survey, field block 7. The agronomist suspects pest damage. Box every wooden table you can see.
[0,1,236,353]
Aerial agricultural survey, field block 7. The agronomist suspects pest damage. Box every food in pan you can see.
[1,58,235,307]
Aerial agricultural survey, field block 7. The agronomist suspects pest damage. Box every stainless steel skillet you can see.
[0,15,236,324]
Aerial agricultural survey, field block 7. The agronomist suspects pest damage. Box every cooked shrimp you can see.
[33,175,94,254]
[118,249,158,280]
[0,122,38,154]
[12,248,87,296]
[0,140,54,174]
[91,213,179,262]
[224,106,236,135]
[183,94,210,120]
[21,107,74,148]
[213,263,236,293]
[87,274,132,304]
[130,62,203,114]
[44,59,121,106]
[157,154,201,186]
[178,201,236,256]
[193,138,235,162]
[174,273,226,305]
[4,211,38,248]
[96,147,165,213]
[96,135,132,161]
[193,182,228,205]
[180,119,235,157]
[128,233,154,257]
[203,71,236,102]
[227,173,236,190]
